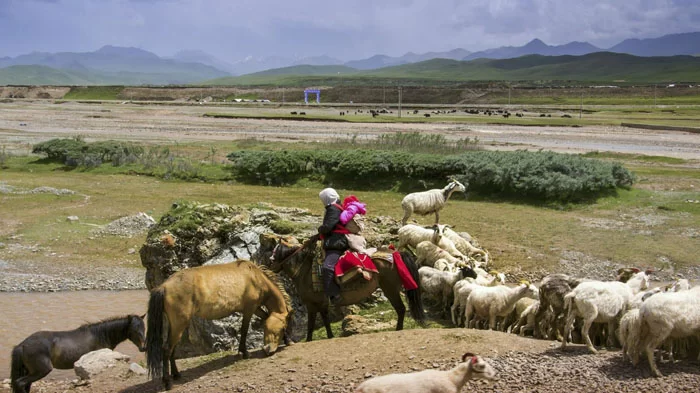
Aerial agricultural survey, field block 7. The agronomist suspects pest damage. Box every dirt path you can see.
[3,328,697,393]
[1,101,699,159]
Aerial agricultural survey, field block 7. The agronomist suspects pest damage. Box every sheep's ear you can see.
[461,352,475,362]
[631,267,640,273]
[645,268,655,275]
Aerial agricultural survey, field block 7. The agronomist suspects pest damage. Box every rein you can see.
[271,238,315,279]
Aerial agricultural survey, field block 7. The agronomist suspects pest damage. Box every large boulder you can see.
[74,349,130,380]
[140,201,403,357]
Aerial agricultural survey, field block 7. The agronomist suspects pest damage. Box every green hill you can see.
[203,52,700,86]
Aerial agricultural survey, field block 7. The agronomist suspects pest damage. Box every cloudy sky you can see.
[1,0,698,62]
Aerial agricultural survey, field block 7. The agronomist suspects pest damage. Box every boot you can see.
[321,267,341,304]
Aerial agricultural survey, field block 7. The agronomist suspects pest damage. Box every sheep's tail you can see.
[400,251,426,324]
[11,345,26,393]
[146,286,166,379]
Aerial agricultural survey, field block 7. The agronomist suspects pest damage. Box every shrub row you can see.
[227,149,635,202]
[32,138,144,168]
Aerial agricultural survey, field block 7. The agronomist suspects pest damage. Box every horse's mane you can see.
[77,315,135,330]
[78,315,138,344]
[258,264,293,313]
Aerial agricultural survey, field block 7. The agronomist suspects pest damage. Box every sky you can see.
[1,0,699,63]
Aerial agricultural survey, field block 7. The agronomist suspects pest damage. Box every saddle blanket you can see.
[335,251,378,285]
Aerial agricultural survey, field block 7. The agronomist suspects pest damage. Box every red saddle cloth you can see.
[335,251,378,283]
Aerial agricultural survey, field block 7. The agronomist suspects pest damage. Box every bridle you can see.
[270,238,315,279]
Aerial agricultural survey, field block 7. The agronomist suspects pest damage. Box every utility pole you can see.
[383,85,386,105]
[579,89,583,119]
[508,84,511,106]
[654,84,657,107]
[398,86,402,118]
[282,87,285,104]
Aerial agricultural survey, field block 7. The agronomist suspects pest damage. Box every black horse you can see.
[11,314,146,393]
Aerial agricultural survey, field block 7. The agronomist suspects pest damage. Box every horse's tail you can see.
[146,286,166,379]
[11,345,26,393]
[400,250,426,324]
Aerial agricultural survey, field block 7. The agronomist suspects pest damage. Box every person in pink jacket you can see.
[340,195,366,226]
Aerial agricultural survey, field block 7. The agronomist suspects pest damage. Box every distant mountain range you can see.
[0,31,698,85]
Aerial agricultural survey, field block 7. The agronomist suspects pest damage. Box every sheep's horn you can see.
[461,352,475,362]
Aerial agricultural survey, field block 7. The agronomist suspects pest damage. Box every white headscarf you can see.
[319,188,340,206]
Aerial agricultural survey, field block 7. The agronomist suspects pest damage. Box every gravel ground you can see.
[2,329,697,393]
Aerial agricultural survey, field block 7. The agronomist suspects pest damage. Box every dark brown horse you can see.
[269,235,425,341]
[11,314,146,393]
[146,260,292,391]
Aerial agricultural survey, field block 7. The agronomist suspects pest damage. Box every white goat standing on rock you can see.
[401,180,466,225]
[354,352,497,393]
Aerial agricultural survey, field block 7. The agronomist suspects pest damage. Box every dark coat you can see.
[318,203,349,251]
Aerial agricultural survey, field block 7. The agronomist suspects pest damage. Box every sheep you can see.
[561,271,649,354]
[512,300,541,337]
[465,282,539,331]
[502,297,537,333]
[617,287,663,364]
[442,227,489,265]
[419,265,476,314]
[534,273,584,341]
[354,352,496,393]
[401,180,466,225]
[398,224,467,261]
[473,267,506,285]
[667,278,690,292]
[451,275,500,327]
[638,285,700,377]
[415,241,469,272]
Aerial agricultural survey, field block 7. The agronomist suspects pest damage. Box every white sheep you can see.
[513,300,541,337]
[465,282,539,331]
[398,224,467,261]
[419,265,475,313]
[354,352,497,393]
[415,241,468,272]
[401,180,466,225]
[617,287,662,364]
[667,278,690,292]
[442,227,489,265]
[561,271,649,354]
[503,297,537,333]
[451,276,500,327]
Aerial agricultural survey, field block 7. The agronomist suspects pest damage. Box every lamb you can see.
[401,180,466,225]
[465,282,539,331]
[419,265,476,313]
[398,224,467,261]
[451,275,500,327]
[442,227,489,265]
[638,285,700,377]
[617,287,662,364]
[354,352,496,393]
[561,271,649,354]
[502,297,537,333]
[512,300,541,337]
[415,241,469,272]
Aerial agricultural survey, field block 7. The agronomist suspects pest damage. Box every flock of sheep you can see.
[364,180,700,391]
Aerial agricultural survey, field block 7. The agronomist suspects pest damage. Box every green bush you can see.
[32,138,143,167]
[227,149,635,202]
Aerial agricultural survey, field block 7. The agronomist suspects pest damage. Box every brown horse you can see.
[146,260,292,391]
[269,235,425,341]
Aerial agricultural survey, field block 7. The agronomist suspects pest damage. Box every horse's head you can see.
[262,312,287,356]
[128,314,146,352]
[269,235,316,273]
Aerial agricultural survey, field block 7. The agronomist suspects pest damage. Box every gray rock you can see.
[129,362,147,375]
[67,216,79,222]
[74,349,130,380]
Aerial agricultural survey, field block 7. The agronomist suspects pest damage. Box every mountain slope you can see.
[609,32,700,56]
[464,39,601,60]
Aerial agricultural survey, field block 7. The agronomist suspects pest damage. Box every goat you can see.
[465,282,539,331]
[354,352,496,393]
[401,180,466,225]
[639,285,700,377]
[561,271,649,354]
[534,273,583,341]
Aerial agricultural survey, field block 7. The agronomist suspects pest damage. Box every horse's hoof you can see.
[241,351,250,359]
[172,372,182,380]
[164,379,173,390]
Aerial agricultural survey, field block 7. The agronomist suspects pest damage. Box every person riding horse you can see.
[317,188,350,305]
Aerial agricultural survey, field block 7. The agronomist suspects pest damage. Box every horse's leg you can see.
[319,309,334,339]
[382,284,406,331]
[14,353,52,393]
[238,311,253,359]
[306,310,317,342]
[165,314,189,388]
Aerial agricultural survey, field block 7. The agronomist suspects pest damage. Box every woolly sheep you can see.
[617,287,662,364]
[561,271,649,354]
[398,224,467,261]
[442,227,489,265]
[419,266,476,313]
[415,241,468,272]
[513,300,541,337]
[465,283,539,331]
[639,285,700,377]
[534,273,583,341]
[451,276,500,327]
[401,180,465,225]
[354,352,496,393]
[503,297,537,333]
